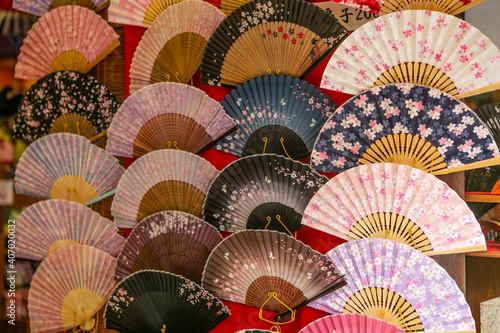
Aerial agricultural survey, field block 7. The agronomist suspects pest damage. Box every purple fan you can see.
[309,238,475,332]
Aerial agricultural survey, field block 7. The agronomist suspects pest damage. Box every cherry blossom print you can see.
[321,10,500,96]
[308,239,475,332]
[311,84,499,173]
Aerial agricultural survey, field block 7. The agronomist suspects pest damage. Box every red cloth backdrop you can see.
[122,24,352,332]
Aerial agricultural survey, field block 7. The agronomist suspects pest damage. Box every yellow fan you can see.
[15,6,120,81]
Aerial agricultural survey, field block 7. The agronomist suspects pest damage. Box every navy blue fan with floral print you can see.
[215,75,337,160]
[200,0,348,87]
[13,71,120,143]
[311,84,500,175]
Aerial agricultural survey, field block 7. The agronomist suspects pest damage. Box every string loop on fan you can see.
[76,121,81,136]
[408,229,419,250]
[175,72,181,83]
[72,315,97,333]
[398,308,416,333]
[259,292,296,327]
[263,137,268,154]
[279,138,291,159]
[161,324,166,333]
[385,229,391,239]
[166,74,170,81]
[264,215,295,238]
[381,309,386,319]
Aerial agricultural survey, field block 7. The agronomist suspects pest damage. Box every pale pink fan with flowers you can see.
[299,313,404,333]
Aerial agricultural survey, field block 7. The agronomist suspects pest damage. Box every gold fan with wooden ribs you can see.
[328,0,486,16]
[321,9,500,99]
[200,0,348,88]
[129,0,225,94]
[111,149,219,228]
[13,0,109,16]
[15,6,120,81]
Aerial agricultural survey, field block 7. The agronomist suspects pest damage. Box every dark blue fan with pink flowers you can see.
[215,75,337,160]
[311,84,500,175]
[13,70,120,143]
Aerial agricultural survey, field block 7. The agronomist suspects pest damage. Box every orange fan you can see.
[15,6,119,80]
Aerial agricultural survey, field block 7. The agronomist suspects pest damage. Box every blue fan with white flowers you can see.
[311,83,500,175]
[215,75,337,160]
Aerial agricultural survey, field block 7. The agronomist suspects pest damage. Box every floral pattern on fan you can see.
[13,71,119,142]
[13,0,108,16]
[311,84,499,173]
[309,238,475,332]
[331,0,477,15]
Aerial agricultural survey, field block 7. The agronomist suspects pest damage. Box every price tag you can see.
[315,2,378,31]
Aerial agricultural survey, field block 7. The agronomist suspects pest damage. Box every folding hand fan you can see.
[13,0,109,16]
[329,0,486,15]
[13,71,120,143]
[115,210,222,283]
[321,10,500,99]
[17,199,124,261]
[465,166,500,218]
[303,163,486,255]
[203,154,327,234]
[111,149,218,228]
[311,84,500,175]
[200,0,349,88]
[299,313,404,333]
[104,270,230,332]
[215,75,336,160]
[309,238,475,333]
[129,0,225,93]
[235,330,273,333]
[29,245,117,333]
[15,6,120,81]
[107,82,236,158]
[473,102,500,145]
[202,230,347,321]
[15,133,125,203]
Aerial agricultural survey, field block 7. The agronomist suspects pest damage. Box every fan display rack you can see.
[6,0,497,332]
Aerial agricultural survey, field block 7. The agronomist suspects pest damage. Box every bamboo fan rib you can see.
[106,82,235,158]
[129,0,225,93]
[15,6,119,80]
[203,154,327,234]
[309,238,475,333]
[111,149,218,228]
[202,230,346,319]
[13,71,120,143]
[220,0,251,15]
[321,10,500,99]
[215,75,336,159]
[200,0,348,87]
[29,245,117,333]
[13,0,109,16]
[303,163,486,255]
[16,199,124,261]
[299,313,404,333]
[311,84,500,175]
[104,271,230,333]
[331,0,486,15]
[115,211,222,284]
[15,133,124,203]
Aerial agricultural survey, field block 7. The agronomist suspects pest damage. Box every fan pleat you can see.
[17,199,124,261]
[309,238,475,332]
[104,271,230,332]
[29,245,116,333]
[299,313,405,333]
[13,0,108,16]
[202,230,346,316]
[474,102,500,145]
[203,154,327,233]
[111,149,218,227]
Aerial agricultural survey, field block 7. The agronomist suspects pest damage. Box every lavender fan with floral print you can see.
[13,71,120,143]
[203,154,328,234]
[13,0,108,16]
[111,149,218,228]
[311,84,500,175]
[303,163,486,255]
[321,10,500,99]
[309,238,475,333]
[104,270,230,333]
[327,0,485,16]
[215,75,337,160]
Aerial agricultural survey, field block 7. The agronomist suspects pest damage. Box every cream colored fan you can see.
[106,82,235,158]
[108,0,182,27]
[129,0,225,94]
[28,245,117,333]
[16,199,124,261]
[321,10,500,99]
[13,0,109,16]
[330,0,487,16]
[111,149,218,228]
[303,163,486,255]
[15,133,125,204]
[15,6,120,81]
